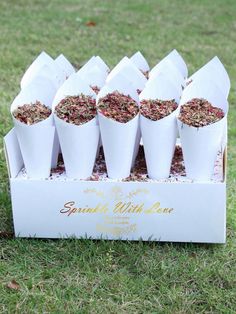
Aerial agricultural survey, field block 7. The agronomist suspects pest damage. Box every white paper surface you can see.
[55,54,75,78]
[11,89,55,178]
[139,80,178,179]
[187,56,230,98]
[98,113,139,179]
[76,65,107,88]
[77,56,109,77]
[140,72,181,103]
[148,58,185,93]
[52,73,96,110]
[21,51,66,89]
[54,116,99,179]
[130,51,150,71]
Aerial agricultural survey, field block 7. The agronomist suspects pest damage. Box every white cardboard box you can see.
[4,128,226,243]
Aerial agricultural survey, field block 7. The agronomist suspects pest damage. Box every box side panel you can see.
[10,180,226,243]
[4,128,24,178]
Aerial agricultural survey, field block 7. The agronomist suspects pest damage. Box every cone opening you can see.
[54,94,97,126]
[178,98,225,128]
[12,101,52,126]
[140,99,178,122]
[97,91,139,123]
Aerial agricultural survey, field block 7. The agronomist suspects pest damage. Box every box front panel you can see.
[11,180,226,243]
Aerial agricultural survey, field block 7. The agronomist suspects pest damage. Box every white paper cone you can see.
[21,51,66,89]
[109,64,147,91]
[106,57,146,90]
[165,49,188,78]
[98,74,140,105]
[98,113,139,179]
[97,82,139,178]
[187,56,230,98]
[76,65,107,88]
[55,54,75,78]
[52,73,96,110]
[178,117,227,181]
[141,112,177,179]
[130,51,150,72]
[11,91,55,178]
[178,84,228,181]
[148,58,185,93]
[132,125,141,168]
[53,74,98,178]
[78,56,109,77]
[180,80,228,113]
[54,116,99,179]
[140,72,181,103]
[150,50,187,79]
[139,78,179,179]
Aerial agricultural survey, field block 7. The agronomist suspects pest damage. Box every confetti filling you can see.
[178,98,224,127]
[17,145,224,183]
[55,95,96,125]
[140,99,178,121]
[97,91,139,123]
[13,101,51,125]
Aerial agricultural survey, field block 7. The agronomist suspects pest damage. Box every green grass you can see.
[1,0,236,312]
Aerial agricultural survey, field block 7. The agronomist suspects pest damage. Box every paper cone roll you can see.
[165,49,188,78]
[76,65,107,88]
[139,79,179,179]
[11,91,55,178]
[150,49,187,79]
[132,125,141,168]
[97,82,139,178]
[130,51,150,72]
[21,51,65,89]
[53,74,98,178]
[106,57,146,90]
[55,54,75,78]
[141,112,177,179]
[78,56,109,77]
[180,80,228,113]
[97,74,140,105]
[140,72,181,103]
[52,73,96,110]
[178,117,226,181]
[54,116,99,179]
[98,113,139,179]
[148,58,185,93]
[187,56,230,98]
[109,64,147,91]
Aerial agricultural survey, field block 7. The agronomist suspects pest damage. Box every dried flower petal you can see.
[178,98,224,127]
[55,94,96,126]
[97,91,139,123]
[90,85,100,94]
[141,70,149,79]
[13,101,51,125]
[140,99,178,121]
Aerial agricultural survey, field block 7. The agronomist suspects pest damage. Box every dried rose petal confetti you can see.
[140,99,178,121]
[97,91,139,123]
[178,98,224,127]
[90,85,100,95]
[13,101,51,125]
[55,94,96,126]
[141,70,149,79]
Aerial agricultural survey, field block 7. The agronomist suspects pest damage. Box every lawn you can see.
[0,0,236,312]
